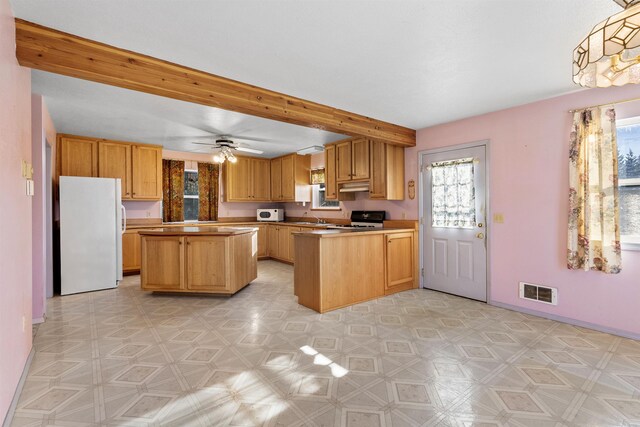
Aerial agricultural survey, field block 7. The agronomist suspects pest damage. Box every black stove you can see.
[327,210,386,230]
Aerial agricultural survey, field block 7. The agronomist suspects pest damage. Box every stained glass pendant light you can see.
[573,0,640,87]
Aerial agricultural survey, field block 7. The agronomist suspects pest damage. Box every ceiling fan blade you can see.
[192,141,219,146]
[235,147,264,154]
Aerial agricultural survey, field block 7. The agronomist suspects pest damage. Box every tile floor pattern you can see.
[9,261,640,426]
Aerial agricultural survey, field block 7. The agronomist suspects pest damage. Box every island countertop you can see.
[138,226,258,236]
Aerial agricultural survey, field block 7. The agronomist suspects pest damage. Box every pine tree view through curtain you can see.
[616,118,640,244]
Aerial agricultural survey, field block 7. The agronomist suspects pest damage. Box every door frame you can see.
[417,140,492,301]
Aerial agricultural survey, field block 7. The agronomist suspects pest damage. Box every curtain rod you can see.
[568,95,640,113]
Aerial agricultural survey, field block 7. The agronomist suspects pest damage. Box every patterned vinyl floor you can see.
[9,261,640,426]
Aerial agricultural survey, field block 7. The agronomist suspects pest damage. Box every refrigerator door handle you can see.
[121,205,127,234]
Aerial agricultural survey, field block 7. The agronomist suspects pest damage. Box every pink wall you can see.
[406,85,640,338]
[31,95,57,322]
[0,0,33,422]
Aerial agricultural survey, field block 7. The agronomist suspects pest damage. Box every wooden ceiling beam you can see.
[15,19,416,147]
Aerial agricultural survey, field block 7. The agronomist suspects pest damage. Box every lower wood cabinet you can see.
[185,236,228,292]
[122,230,141,273]
[140,236,184,290]
[257,224,268,258]
[384,232,415,294]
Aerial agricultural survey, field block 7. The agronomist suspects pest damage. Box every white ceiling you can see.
[31,71,346,157]
[13,0,621,150]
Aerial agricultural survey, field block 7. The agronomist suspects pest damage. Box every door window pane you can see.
[431,158,476,228]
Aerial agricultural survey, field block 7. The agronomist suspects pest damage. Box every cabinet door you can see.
[122,230,141,272]
[252,158,271,201]
[59,137,99,177]
[281,155,295,201]
[336,141,352,182]
[270,158,282,201]
[289,227,302,262]
[278,226,290,261]
[132,145,162,199]
[268,225,279,257]
[225,157,252,201]
[351,138,370,180]
[385,233,415,293]
[257,225,268,258]
[325,145,338,200]
[185,237,229,291]
[141,236,183,290]
[99,142,132,199]
[369,139,386,199]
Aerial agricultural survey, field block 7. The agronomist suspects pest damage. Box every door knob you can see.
[476,232,485,239]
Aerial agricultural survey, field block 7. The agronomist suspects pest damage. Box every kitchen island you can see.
[293,228,417,313]
[138,226,258,295]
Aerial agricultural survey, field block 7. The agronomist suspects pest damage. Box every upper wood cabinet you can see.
[369,140,405,200]
[224,156,271,202]
[132,145,163,199]
[325,137,404,201]
[59,135,99,177]
[336,137,370,182]
[325,143,355,201]
[99,141,132,199]
[251,158,271,200]
[270,154,311,202]
[58,134,163,201]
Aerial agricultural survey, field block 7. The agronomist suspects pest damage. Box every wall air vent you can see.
[519,282,558,305]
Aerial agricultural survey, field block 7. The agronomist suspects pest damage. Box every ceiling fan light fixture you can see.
[573,0,640,87]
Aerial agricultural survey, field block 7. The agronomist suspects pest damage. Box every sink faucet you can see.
[303,211,326,224]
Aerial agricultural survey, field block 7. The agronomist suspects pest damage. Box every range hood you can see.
[339,182,370,193]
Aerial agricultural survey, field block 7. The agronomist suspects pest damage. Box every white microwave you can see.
[257,209,285,222]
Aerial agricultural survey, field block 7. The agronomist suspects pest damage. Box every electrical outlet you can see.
[146,211,151,218]
[402,212,406,219]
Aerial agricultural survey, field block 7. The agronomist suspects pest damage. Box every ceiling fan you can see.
[192,136,264,164]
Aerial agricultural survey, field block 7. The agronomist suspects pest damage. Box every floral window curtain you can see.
[198,162,220,221]
[431,158,476,228]
[567,106,622,274]
[162,159,185,222]
[310,168,325,184]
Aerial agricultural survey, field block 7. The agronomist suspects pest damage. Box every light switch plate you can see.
[493,213,504,224]
[26,179,35,196]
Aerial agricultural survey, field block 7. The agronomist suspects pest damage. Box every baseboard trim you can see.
[2,347,34,427]
[490,300,640,341]
[32,317,45,324]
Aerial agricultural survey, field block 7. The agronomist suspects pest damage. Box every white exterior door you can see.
[421,145,487,301]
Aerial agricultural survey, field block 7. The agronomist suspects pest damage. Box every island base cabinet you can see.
[141,232,257,295]
[186,237,229,292]
[141,236,184,291]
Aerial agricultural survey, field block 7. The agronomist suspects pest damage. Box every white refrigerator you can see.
[59,176,125,295]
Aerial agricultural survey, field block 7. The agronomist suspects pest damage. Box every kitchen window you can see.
[184,168,199,221]
[310,168,339,210]
[617,117,640,250]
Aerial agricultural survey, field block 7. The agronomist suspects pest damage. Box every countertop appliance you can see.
[257,208,285,222]
[59,176,125,295]
[327,210,386,230]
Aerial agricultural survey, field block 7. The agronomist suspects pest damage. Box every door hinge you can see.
[421,268,424,277]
